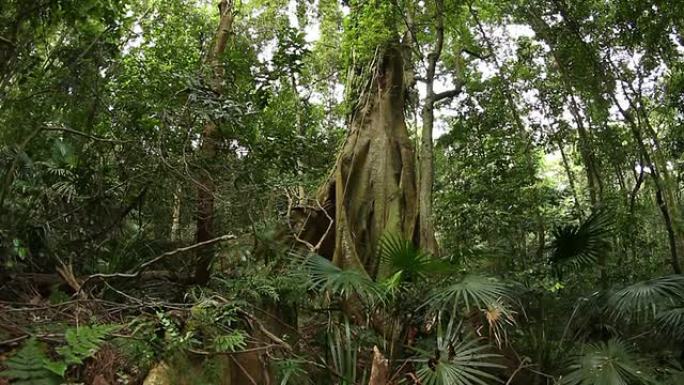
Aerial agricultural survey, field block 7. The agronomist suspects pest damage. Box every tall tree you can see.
[299,1,420,279]
[194,0,235,284]
[417,0,463,255]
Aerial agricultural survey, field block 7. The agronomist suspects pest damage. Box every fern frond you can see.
[213,330,248,352]
[0,338,61,385]
[56,324,118,365]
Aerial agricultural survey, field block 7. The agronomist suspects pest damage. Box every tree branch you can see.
[433,83,464,102]
[461,47,490,60]
[44,125,132,143]
[0,35,15,47]
[78,234,237,290]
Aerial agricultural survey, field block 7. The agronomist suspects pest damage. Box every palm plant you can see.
[607,275,684,323]
[378,234,447,282]
[295,253,385,305]
[425,275,511,312]
[560,339,654,385]
[655,307,684,340]
[411,313,503,385]
[550,210,612,270]
[328,318,367,385]
[424,275,516,347]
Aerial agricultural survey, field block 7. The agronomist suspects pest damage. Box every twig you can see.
[188,344,277,356]
[0,335,29,346]
[239,310,293,351]
[505,357,531,385]
[79,234,236,290]
[0,333,65,346]
[0,35,14,47]
[313,199,333,252]
[44,125,132,143]
[285,189,317,252]
[230,355,259,385]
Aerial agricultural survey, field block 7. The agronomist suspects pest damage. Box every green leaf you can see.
[560,339,655,385]
[42,361,67,377]
[0,339,62,385]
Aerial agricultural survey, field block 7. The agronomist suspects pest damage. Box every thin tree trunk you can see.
[621,106,682,274]
[419,0,451,255]
[557,139,583,217]
[171,185,182,242]
[568,95,602,207]
[194,0,235,284]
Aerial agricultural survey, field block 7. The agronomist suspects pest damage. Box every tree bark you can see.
[299,44,419,279]
[194,0,234,285]
[567,95,602,207]
[557,139,583,217]
[419,0,447,256]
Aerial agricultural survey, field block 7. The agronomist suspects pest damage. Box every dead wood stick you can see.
[79,234,236,291]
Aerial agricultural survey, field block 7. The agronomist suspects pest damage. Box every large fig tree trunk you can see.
[299,44,418,279]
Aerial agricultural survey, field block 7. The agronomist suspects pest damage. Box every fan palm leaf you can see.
[560,339,654,385]
[296,253,385,304]
[425,275,511,313]
[550,210,612,270]
[378,234,448,281]
[424,277,516,347]
[607,275,684,323]
[654,307,684,340]
[411,314,503,385]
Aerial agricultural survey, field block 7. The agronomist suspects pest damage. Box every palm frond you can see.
[378,234,445,281]
[425,275,511,313]
[482,299,517,348]
[412,314,503,385]
[607,275,684,323]
[297,253,385,304]
[424,276,516,347]
[550,210,612,269]
[655,307,684,340]
[560,339,654,385]
[328,319,364,385]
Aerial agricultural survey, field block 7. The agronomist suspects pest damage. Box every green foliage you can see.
[425,275,511,313]
[0,339,61,385]
[3,0,684,383]
[560,339,654,385]
[655,307,684,340]
[1,325,117,384]
[275,358,312,385]
[327,319,364,385]
[379,234,446,282]
[412,314,503,385]
[56,324,119,368]
[213,330,248,353]
[550,210,612,270]
[608,275,684,323]
[298,253,385,304]
[341,0,401,68]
